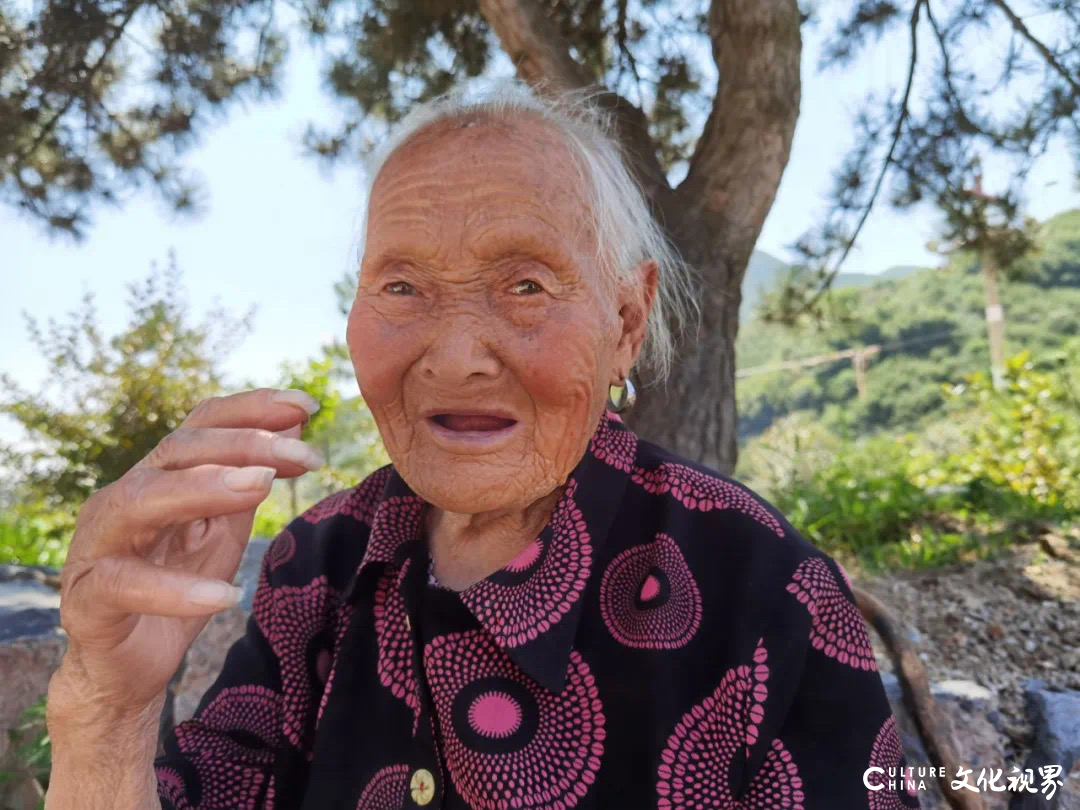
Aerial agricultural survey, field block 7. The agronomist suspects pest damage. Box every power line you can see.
[736,305,1077,380]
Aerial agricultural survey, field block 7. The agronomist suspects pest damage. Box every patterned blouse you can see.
[154,410,920,810]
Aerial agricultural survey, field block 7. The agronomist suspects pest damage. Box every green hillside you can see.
[736,209,1080,442]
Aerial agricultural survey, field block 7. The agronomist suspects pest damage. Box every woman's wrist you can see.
[44,659,165,809]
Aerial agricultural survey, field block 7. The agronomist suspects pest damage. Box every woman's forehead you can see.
[364,116,594,256]
[370,115,582,205]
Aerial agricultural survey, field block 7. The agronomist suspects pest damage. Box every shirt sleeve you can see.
[736,552,921,809]
[153,536,285,810]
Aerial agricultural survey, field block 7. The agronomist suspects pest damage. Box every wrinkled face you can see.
[346,115,654,513]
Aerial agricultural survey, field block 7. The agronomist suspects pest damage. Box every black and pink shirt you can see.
[154,410,919,810]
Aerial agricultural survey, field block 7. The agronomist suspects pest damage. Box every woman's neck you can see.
[423,483,566,591]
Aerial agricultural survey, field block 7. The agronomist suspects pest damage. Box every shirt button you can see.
[410,768,435,805]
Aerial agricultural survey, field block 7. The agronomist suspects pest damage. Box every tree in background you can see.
[3,0,1078,472]
[0,255,253,526]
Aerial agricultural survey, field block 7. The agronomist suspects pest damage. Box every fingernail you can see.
[272,389,320,415]
[187,580,244,608]
[224,466,276,491]
[272,437,325,470]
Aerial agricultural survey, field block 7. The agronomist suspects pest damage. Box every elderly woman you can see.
[44,81,918,810]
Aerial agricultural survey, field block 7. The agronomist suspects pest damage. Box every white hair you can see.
[357,78,701,385]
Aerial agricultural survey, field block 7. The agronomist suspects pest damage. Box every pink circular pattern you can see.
[590,411,639,472]
[599,533,702,649]
[424,630,605,810]
[630,463,784,536]
[657,639,800,809]
[374,560,421,732]
[199,684,281,748]
[302,466,391,524]
[469,691,523,738]
[174,717,270,810]
[366,495,426,563]
[459,491,592,648]
[785,557,877,671]
[867,716,920,809]
[356,764,409,810]
[267,529,296,570]
[252,575,341,751]
[155,766,191,810]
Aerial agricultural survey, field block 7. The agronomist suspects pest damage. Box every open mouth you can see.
[430,413,518,432]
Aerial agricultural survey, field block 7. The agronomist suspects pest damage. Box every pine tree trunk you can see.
[624,235,743,476]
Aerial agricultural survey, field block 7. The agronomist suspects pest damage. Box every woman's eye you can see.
[511,279,544,295]
[385,281,415,296]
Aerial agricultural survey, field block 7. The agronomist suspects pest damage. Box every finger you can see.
[101,464,278,545]
[144,427,324,475]
[277,422,302,440]
[181,388,319,432]
[64,556,244,630]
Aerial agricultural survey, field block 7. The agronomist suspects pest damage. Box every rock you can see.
[883,677,1009,810]
[1007,682,1080,810]
[173,538,270,724]
[0,570,65,765]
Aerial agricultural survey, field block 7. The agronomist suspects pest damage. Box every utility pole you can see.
[970,169,1008,391]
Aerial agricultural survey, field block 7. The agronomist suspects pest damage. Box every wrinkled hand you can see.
[53,388,324,712]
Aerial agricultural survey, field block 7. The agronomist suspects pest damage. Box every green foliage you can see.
[0,510,70,568]
[910,351,1080,514]
[267,342,389,521]
[0,256,252,563]
[252,498,292,540]
[739,350,1080,571]
[0,697,50,809]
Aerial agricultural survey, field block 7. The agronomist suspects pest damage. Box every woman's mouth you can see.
[431,413,517,431]
[424,411,521,452]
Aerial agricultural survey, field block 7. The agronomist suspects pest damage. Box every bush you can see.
[909,351,1080,515]
[740,351,1080,571]
[0,510,72,568]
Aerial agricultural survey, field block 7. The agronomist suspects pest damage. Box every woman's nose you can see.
[419,315,501,383]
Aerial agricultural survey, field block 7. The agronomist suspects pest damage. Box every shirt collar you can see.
[347,409,635,693]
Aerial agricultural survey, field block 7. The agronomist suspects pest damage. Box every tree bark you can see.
[476,0,803,475]
[627,0,803,474]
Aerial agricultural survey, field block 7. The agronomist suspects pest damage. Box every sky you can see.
[2,9,1078,444]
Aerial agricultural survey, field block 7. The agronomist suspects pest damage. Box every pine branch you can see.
[17,3,142,165]
[988,0,1080,96]
[774,0,924,324]
[829,0,924,276]
[474,0,595,90]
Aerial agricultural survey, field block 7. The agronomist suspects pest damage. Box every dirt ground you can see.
[857,531,1080,764]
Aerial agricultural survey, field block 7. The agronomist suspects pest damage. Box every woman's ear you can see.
[613,259,659,381]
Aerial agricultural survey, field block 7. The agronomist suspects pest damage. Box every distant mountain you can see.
[740,252,922,320]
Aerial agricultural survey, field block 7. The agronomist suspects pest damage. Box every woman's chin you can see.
[402,459,547,515]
